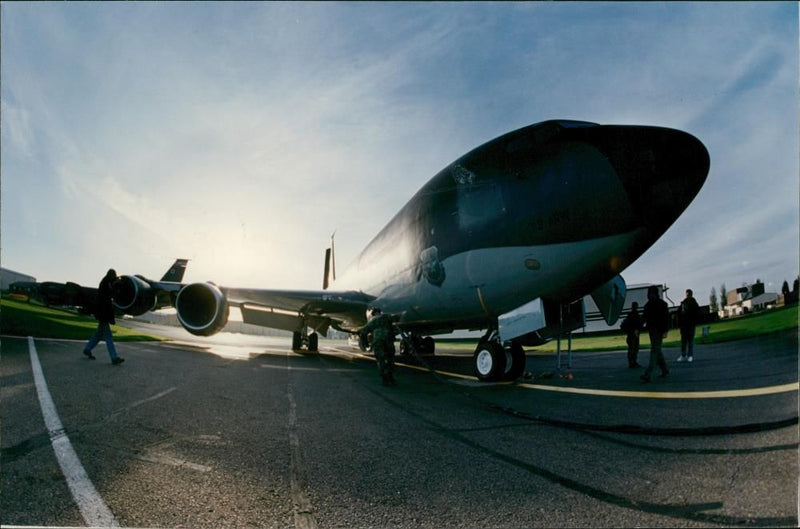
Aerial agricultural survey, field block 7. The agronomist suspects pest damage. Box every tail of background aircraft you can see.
[160,259,189,283]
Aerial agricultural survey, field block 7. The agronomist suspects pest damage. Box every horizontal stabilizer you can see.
[591,274,627,326]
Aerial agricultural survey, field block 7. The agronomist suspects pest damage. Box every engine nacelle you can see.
[175,282,230,337]
[113,275,157,316]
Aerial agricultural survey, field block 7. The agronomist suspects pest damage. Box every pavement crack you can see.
[364,380,796,527]
[287,360,318,529]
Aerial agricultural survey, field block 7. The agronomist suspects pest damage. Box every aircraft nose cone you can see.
[601,126,710,234]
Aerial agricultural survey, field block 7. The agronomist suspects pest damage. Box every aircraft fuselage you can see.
[332,120,709,334]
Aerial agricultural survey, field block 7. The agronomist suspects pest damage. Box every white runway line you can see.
[27,337,119,528]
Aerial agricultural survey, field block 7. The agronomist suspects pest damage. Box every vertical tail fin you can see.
[322,232,336,290]
[160,259,189,283]
[323,249,332,290]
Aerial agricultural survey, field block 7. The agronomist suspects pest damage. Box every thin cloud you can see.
[1,2,797,304]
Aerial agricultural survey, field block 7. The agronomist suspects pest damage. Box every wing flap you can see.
[240,305,305,333]
[225,288,373,333]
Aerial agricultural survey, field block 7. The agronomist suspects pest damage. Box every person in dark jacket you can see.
[620,302,643,368]
[677,289,700,362]
[83,269,125,364]
[360,307,396,386]
[641,285,669,382]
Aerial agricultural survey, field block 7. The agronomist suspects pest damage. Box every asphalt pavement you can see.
[1,328,797,528]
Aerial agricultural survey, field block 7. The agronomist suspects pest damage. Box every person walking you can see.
[360,307,396,386]
[83,268,125,365]
[677,289,700,362]
[620,302,643,368]
[641,285,669,383]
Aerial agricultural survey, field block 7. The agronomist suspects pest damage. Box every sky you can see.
[2,2,798,308]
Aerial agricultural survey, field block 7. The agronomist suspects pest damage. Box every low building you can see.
[720,282,778,318]
[1,268,36,291]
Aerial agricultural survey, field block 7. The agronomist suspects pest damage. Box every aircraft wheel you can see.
[503,341,527,381]
[474,342,506,381]
[421,336,435,356]
[308,332,319,352]
[292,331,302,351]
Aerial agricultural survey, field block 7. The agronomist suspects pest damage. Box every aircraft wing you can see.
[73,258,373,339]
[29,259,189,317]
[221,287,374,335]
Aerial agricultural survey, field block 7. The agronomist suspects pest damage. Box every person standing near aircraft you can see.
[640,286,669,383]
[83,269,125,365]
[677,289,700,362]
[620,302,643,368]
[360,308,396,386]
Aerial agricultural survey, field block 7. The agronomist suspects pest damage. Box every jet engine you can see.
[175,282,230,336]
[113,275,157,316]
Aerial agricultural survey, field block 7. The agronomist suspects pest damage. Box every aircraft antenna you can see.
[663,284,675,306]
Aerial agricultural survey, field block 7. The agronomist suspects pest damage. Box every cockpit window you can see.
[457,179,504,230]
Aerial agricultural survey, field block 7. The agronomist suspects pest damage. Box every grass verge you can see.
[1,298,165,342]
[440,305,798,353]
[2,297,796,351]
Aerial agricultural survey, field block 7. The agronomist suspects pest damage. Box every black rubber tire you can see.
[474,341,506,381]
[503,341,527,381]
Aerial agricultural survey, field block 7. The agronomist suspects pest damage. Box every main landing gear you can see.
[399,334,435,357]
[473,330,526,382]
[292,328,319,352]
[372,328,524,383]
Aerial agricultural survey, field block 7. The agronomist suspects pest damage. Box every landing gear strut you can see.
[473,330,526,382]
[292,327,319,352]
[399,334,435,357]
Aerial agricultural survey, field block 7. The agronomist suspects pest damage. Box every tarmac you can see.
[2,326,796,528]
[347,328,798,436]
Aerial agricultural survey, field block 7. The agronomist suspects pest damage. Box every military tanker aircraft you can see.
[92,120,710,381]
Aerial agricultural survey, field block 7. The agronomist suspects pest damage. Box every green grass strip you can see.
[3,296,796,351]
[1,298,164,342]
[438,305,798,353]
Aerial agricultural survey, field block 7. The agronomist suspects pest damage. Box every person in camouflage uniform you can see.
[360,308,396,386]
[620,301,643,368]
